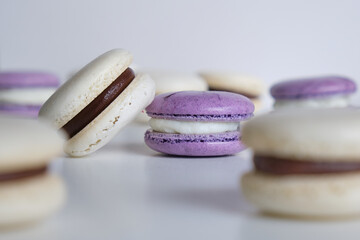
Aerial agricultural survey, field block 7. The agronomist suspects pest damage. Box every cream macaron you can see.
[241,108,360,218]
[39,49,156,157]
[149,71,208,94]
[0,117,65,227]
[199,72,265,111]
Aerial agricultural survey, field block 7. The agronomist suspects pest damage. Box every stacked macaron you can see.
[39,49,155,157]
[0,117,65,227]
[0,72,60,117]
[241,109,360,218]
[271,76,356,109]
[135,71,208,123]
[145,91,254,156]
[199,72,265,111]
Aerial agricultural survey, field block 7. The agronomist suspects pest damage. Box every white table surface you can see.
[2,123,360,240]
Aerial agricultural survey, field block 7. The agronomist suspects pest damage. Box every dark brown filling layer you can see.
[254,155,360,175]
[62,68,135,138]
[209,87,258,99]
[0,166,47,182]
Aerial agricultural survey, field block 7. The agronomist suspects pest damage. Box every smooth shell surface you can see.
[146,91,254,121]
[271,76,356,99]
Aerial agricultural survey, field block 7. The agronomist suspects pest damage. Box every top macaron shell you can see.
[0,117,64,172]
[0,72,59,88]
[146,91,254,121]
[199,71,265,97]
[147,71,208,94]
[271,76,356,99]
[243,108,360,162]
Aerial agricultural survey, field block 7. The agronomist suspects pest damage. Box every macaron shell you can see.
[144,130,246,156]
[242,108,360,162]
[146,91,254,121]
[271,76,356,99]
[134,72,209,124]
[241,171,360,218]
[0,174,65,227]
[65,74,155,157]
[199,72,264,96]
[39,49,132,129]
[0,117,64,172]
[0,72,59,88]
[147,71,208,94]
[0,105,42,118]
[251,98,262,112]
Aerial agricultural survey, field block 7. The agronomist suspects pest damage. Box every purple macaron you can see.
[144,91,254,156]
[271,76,356,100]
[0,72,60,117]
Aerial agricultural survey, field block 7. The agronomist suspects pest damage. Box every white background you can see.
[1,0,360,91]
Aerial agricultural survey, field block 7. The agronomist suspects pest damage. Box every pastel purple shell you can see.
[0,72,60,88]
[146,91,254,121]
[271,76,356,99]
[0,104,42,118]
[145,130,246,156]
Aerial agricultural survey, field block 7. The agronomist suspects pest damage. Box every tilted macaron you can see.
[241,108,360,218]
[135,71,208,123]
[0,72,60,117]
[145,91,254,156]
[0,117,65,227]
[199,72,265,111]
[271,76,356,109]
[39,49,156,157]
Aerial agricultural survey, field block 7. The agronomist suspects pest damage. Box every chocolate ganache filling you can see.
[62,68,135,138]
[209,87,258,99]
[254,155,360,175]
[0,166,47,182]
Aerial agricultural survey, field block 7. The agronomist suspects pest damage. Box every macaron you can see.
[135,71,208,123]
[199,72,265,111]
[241,108,360,218]
[271,76,356,109]
[149,71,208,94]
[144,91,254,156]
[39,49,156,157]
[0,72,60,117]
[0,117,65,227]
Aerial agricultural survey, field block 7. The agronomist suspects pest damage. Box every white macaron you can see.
[148,71,208,94]
[199,71,265,111]
[39,49,156,157]
[241,108,360,218]
[0,117,65,227]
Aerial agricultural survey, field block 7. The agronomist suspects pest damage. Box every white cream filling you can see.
[274,94,351,109]
[149,118,240,134]
[0,88,56,105]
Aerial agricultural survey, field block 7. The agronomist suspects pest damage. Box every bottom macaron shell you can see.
[0,104,41,118]
[241,171,360,218]
[0,174,65,227]
[145,130,246,156]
